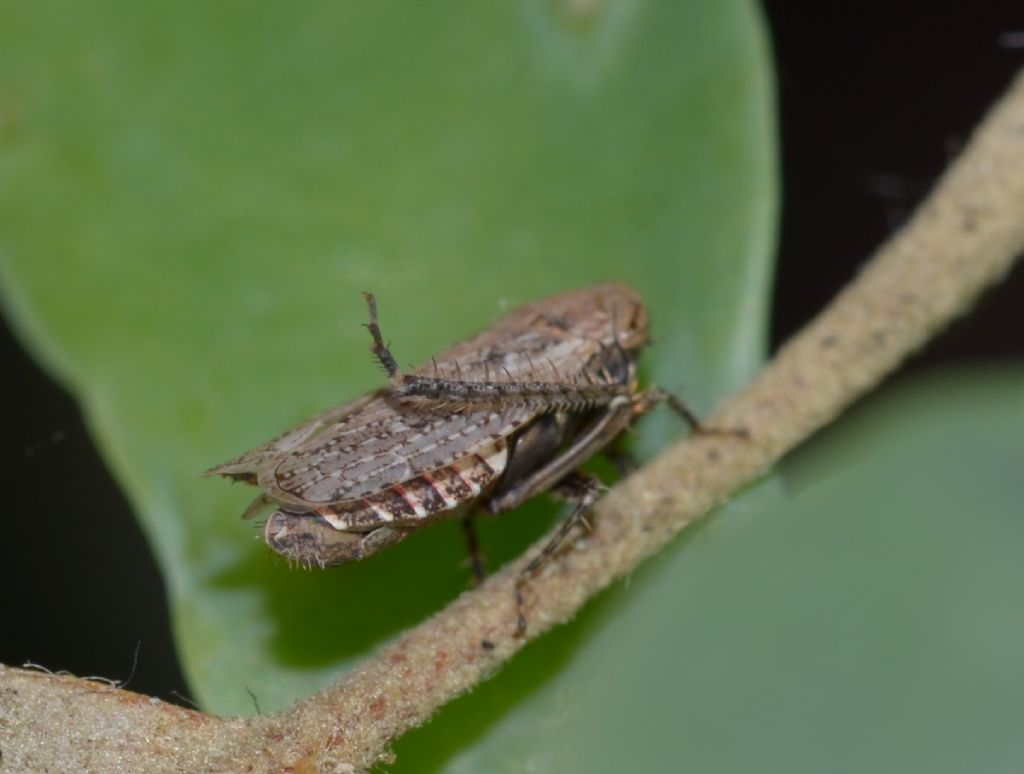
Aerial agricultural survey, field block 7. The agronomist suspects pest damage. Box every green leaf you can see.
[398,368,1024,772]
[0,0,776,725]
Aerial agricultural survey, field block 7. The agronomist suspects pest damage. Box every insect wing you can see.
[258,393,535,511]
[202,394,376,481]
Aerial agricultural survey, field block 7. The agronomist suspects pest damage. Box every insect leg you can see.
[639,386,748,438]
[486,400,637,515]
[362,293,632,410]
[362,292,405,387]
[395,373,630,412]
[515,471,603,634]
[636,386,704,432]
[460,515,487,585]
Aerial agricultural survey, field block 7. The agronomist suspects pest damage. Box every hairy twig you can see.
[3,70,1024,774]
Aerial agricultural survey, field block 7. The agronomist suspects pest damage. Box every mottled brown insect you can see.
[206,283,703,632]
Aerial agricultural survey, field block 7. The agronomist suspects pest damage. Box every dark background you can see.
[3,4,1022,707]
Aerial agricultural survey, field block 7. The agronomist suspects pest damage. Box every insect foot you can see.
[513,471,602,635]
[206,283,713,635]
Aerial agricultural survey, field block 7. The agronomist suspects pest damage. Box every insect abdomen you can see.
[316,438,509,530]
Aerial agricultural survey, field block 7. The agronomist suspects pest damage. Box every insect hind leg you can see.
[460,515,488,586]
[637,386,705,433]
[637,386,748,439]
[515,471,604,635]
[362,292,632,410]
[362,292,406,387]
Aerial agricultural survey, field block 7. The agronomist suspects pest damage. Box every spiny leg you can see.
[639,386,704,433]
[515,471,603,635]
[362,292,404,387]
[460,515,487,586]
[639,386,748,439]
[362,292,629,410]
[396,372,630,412]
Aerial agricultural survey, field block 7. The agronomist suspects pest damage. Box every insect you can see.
[206,283,705,632]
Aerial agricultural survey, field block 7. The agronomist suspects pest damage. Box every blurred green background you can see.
[2,1,1022,772]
